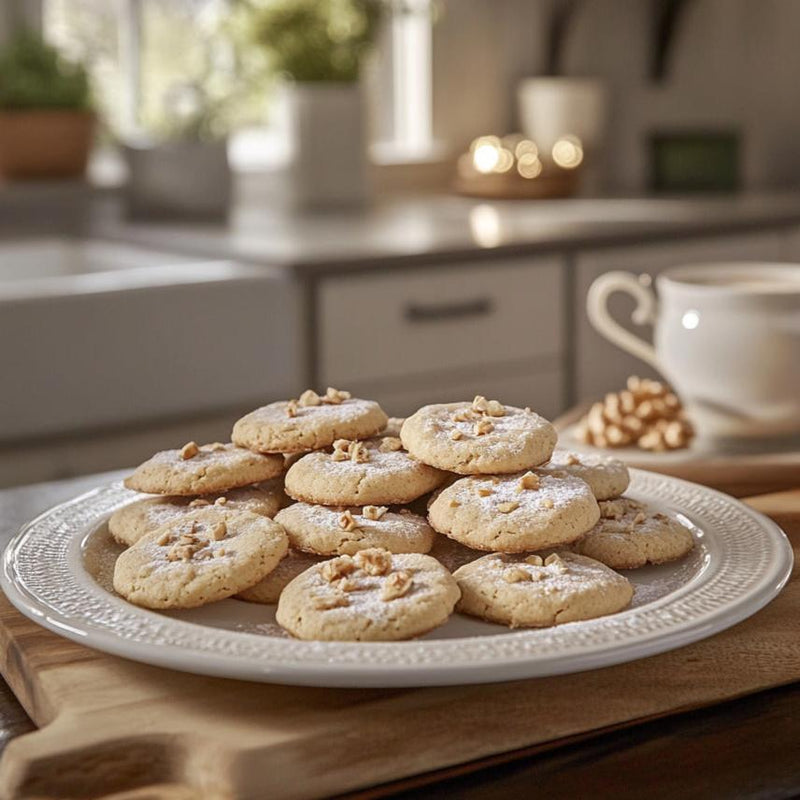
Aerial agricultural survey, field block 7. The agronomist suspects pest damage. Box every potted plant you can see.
[124,82,233,220]
[0,32,94,180]
[517,1,607,172]
[245,0,382,209]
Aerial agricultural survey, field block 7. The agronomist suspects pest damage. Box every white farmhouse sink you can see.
[0,238,301,442]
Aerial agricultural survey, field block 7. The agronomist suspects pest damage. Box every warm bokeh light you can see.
[515,139,538,159]
[495,147,514,173]
[517,152,543,179]
[473,143,500,173]
[552,135,584,169]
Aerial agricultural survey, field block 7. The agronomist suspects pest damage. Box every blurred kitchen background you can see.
[3,0,800,487]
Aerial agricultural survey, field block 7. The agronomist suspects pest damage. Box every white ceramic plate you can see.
[1,470,792,688]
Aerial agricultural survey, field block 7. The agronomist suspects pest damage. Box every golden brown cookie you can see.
[124,442,284,496]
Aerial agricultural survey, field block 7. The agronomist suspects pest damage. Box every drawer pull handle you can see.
[404,297,493,323]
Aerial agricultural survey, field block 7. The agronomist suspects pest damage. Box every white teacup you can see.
[587,263,800,440]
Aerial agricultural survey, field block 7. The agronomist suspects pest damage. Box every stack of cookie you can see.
[111,389,695,641]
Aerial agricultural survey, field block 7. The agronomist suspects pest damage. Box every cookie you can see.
[400,397,557,474]
[537,450,630,500]
[124,442,284,496]
[236,548,323,604]
[275,502,434,556]
[454,551,633,628]
[572,497,695,569]
[275,548,460,641]
[232,388,387,453]
[284,437,447,506]
[428,470,600,553]
[112,508,288,609]
[109,479,285,547]
[428,534,483,573]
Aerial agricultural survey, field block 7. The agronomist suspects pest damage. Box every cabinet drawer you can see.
[319,258,564,385]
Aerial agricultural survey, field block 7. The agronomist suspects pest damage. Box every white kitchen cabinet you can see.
[318,257,566,415]
[574,232,785,401]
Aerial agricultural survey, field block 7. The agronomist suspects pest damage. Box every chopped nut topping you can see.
[632,511,647,525]
[486,399,505,417]
[210,521,227,541]
[518,472,541,491]
[298,389,322,407]
[323,387,351,405]
[178,534,196,546]
[354,548,392,576]
[156,531,172,546]
[524,406,531,413]
[498,501,519,514]
[564,453,581,466]
[206,442,227,452]
[338,510,358,532]
[379,437,403,452]
[477,487,493,497]
[472,395,489,413]
[503,567,531,583]
[382,570,413,601]
[322,555,356,582]
[525,555,544,566]
[544,553,568,573]
[286,399,299,418]
[189,498,211,508]
[474,419,494,436]
[453,409,477,423]
[449,499,460,508]
[213,548,227,558]
[362,505,388,521]
[180,441,199,460]
[332,439,351,461]
[450,429,463,441]
[541,498,555,509]
[311,591,350,610]
[214,496,228,506]
[336,577,360,593]
[350,441,370,463]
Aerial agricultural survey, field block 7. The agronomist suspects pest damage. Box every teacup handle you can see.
[586,271,660,369]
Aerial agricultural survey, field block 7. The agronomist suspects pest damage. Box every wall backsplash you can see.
[435,0,800,194]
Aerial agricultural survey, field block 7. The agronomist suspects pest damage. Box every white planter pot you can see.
[283,82,370,210]
[124,139,231,220]
[517,77,607,155]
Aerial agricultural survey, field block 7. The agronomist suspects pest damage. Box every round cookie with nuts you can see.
[571,497,694,569]
[428,470,600,553]
[232,388,388,454]
[109,479,286,547]
[112,508,288,609]
[537,450,629,501]
[284,436,447,506]
[236,548,323,604]
[400,397,557,474]
[454,551,633,628]
[275,548,460,641]
[275,502,435,556]
[124,442,284,496]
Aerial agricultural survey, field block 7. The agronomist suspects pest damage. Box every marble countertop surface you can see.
[89,191,800,277]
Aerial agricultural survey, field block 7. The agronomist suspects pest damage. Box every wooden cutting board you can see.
[0,490,798,800]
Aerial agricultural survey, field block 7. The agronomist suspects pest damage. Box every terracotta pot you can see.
[0,110,94,179]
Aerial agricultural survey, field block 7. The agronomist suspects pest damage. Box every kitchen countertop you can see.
[90,190,800,277]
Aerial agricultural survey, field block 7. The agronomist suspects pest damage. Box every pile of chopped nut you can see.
[576,376,694,452]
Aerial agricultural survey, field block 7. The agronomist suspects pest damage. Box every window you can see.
[43,0,437,167]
